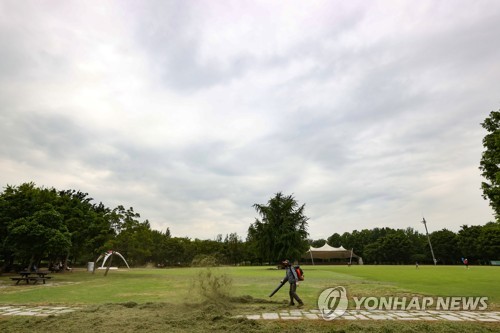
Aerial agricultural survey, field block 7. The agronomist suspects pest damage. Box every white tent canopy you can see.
[302,244,362,264]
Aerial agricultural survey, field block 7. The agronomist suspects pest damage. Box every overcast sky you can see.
[1,1,499,240]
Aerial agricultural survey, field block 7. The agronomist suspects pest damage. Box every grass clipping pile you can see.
[0,269,264,333]
[192,268,281,309]
[193,268,233,308]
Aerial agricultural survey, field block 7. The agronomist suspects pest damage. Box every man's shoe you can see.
[288,302,295,306]
[297,303,304,308]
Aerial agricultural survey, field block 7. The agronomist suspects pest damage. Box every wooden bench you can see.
[30,277,51,284]
[11,276,52,285]
[11,277,29,284]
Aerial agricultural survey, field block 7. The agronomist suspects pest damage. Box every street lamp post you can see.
[422,217,437,265]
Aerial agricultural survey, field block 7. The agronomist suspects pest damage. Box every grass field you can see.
[0,265,499,332]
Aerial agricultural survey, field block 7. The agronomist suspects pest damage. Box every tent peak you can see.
[309,244,347,252]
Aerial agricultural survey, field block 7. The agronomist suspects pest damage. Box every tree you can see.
[457,224,483,261]
[478,222,500,261]
[248,192,309,263]
[309,239,326,247]
[104,206,154,266]
[405,227,429,264]
[429,229,460,264]
[55,190,114,266]
[224,233,243,265]
[327,233,342,247]
[6,205,72,270]
[378,230,412,264]
[363,241,383,264]
[480,109,500,220]
[0,183,65,271]
[150,229,170,266]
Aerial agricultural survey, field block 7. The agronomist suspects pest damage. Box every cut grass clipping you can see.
[0,266,499,332]
[193,268,232,307]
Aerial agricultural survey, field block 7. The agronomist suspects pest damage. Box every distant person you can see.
[463,258,469,269]
[415,261,419,269]
[281,260,304,307]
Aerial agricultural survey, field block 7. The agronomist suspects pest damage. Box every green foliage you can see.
[248,192,309,263]
[430,229,460,264]
[309,238,326,247]
[458,225,483,260]
[478,222,500,259]
[224,232,244,265]
[480,109,500,220]
[460,222,500,263]
[104,206,154,266]
[6,207,72,266]
[325,224,500,265]
[2,182,498,271]
[0,183,119,271]
[328,227,424,264]
[55,189,114,263]
[327,233,342,247]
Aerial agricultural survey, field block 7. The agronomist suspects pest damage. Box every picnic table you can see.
[11,271,52,285]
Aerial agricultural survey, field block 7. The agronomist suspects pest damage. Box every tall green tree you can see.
[430,229,460,264]
[363,241,383,264]
[248,192,309,263]
[224,233,243,265]
[478,222,500,261]
[327,233,342,247]
[0,183,62,270]
[480,109,500,220]
[457,224,483,260]
[378,230,412,264]
[55,190,114,265]
[104,206,154,266]
[1,183,126,271]
[5,205,72,269]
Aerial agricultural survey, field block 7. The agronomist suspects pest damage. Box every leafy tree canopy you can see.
[480,109,500,220]
[248,192,309,263]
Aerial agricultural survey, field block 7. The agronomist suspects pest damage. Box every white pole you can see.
[349,248,353,265]
[309,246,315,265]
[422,218,437,266]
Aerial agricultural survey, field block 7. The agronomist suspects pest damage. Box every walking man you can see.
[281,260,304,307]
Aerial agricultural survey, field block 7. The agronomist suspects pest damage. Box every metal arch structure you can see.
[92,250,131,276]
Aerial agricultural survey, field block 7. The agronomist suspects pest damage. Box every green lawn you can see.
[0,265,498,308]
[0,265,499,333]
[328,265,500,303]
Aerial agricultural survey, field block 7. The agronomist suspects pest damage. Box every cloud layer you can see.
[1,1,499,239]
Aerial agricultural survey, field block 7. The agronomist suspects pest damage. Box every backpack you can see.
[294,265,304,281]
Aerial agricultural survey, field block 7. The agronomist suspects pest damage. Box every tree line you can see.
[311,223,500,265]
[1,183,498,273]
[0,182,254,272]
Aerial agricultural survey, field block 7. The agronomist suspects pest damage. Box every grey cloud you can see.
[0,112,88,164]
[1,1,498,239]
[126,1,255,92]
